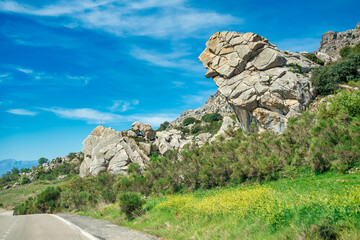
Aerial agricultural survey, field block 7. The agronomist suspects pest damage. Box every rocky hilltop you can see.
[170,91,233,127]
[315,22,360,63]
[198,32,317,133]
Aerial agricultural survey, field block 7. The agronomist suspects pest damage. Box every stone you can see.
[315,23,360,63]
[211,116,236,141]
[199,31,317,134]
[58,175,67,180]
[127,130,138,138]
[80,125,149,177]
[132,122,156,141]
[3,185,11,190]
[13,182,20,188]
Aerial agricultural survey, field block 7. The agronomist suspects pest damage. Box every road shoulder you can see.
[56,214,159,240]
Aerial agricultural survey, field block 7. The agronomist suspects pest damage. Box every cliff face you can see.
[315,22,360,63]
[198,32,317,134]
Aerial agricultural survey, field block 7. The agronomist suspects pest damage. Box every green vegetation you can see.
[157,121,170,131]
[118,192,145,219]
[303,52,325,65]
[5,51,360,238]
[288,63,304,74]
[201,113,223,123]
[38,157,48,165]
[340,43,360,58]
[311,44,360,96]
[183,117,196,126]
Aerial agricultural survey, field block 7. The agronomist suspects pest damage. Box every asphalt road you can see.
[0,211,93,240]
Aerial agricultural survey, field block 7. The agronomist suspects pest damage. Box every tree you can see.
[38,157,48,166]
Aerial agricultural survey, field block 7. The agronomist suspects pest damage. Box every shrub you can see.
[202,113,223,123]
[311,53,360,95]
[38,157,48,165]
[175,126,190,135]
[20,175,31,185]
[303,53,325,65]
[157,121,170,131]
[340,46,352,58]
[118,192,145,219]
[190,124,202,134]
[183,117,196,126]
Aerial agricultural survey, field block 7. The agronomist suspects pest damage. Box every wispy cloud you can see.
[41,107,121,124]
[1,65,91,86]
[0,0,241,38]
[17,67,33,74]
[109,99,139,112]
[130,47,203,73]
[6,108,38,116]
[41,106,177,126]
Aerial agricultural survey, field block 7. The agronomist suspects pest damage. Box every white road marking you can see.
[51,214,99,240]
[1,219,17,240]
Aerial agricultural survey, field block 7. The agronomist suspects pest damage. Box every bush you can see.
[311,53,360,95]
[20,175,31,185]
[157,121,170,131]
[190,124,202,134]
[118,192,145,219]
[38,157,48,165]
[202,113,223,123]
[175,126,190,135]
[183,117,196,126]
[303,53,325,65]
[340,46,352,58]
[322,90,360,118]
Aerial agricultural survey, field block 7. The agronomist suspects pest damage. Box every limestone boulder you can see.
[132,122,156,141]
[199,31,317,134]
[80,125,149,177]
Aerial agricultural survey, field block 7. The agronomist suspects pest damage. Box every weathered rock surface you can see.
[171,91,233,127]
[211,116,236,141]
[132,122,156,141]
[80,125,149,177]
[315,22,360,63]
[199,31,317,134]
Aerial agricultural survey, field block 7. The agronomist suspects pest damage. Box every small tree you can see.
[38,157,48,166]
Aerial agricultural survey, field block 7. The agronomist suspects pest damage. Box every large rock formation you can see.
[199,32,317,134]
[316,22,360,63]
[171,91,233,127]
[80,125,149,177]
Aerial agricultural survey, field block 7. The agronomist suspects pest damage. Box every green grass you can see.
[0,174,77,209]
[76,171,360,240]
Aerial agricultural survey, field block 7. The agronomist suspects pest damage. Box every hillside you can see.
[1,25,360,240]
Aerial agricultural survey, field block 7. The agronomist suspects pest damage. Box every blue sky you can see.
[0,0,359,161]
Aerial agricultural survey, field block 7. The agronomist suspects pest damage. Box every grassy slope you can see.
[0,175,76,210]
[76,171,360,240]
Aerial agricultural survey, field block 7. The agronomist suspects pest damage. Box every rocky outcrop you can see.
[315,22,360,63]
[131,122,156,141]
[80,125,149,177]
[171,91,233,127]
[199,32,317,134]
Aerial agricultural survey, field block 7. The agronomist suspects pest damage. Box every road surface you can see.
[0,211,158,240]
[0,211,93,240]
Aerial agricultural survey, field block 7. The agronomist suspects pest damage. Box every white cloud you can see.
[109,99,139,112]
[40,106,177,126]
[6,108,38,116]
[130,47,203,73]
[17,67,33,74]
[0,0,241,38]
[41,107,122,124]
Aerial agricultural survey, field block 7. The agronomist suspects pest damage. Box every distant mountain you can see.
[0,159,38,176]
